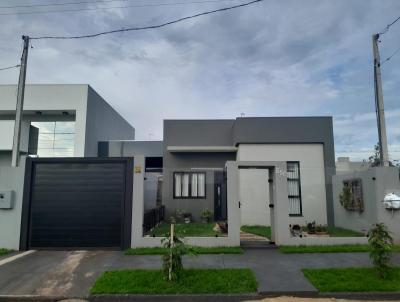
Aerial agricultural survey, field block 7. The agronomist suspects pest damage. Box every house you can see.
[0,84,135,250]
[0,84,135,162]
[0,83,338,249]
[162,117,336,226]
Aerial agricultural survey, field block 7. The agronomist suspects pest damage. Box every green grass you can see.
[303,267,400,292]
[241,225,271,239]
[279,244,400,254]
[150,222,224,237]
[125,246,242,255]
[326,227,365,237]
[91,269,257,294]
[0,249,13,256]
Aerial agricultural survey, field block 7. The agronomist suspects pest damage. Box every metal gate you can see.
[20,157,133,250]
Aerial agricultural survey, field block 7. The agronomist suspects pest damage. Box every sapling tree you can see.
[162,224,194,281]
[368,223,393,278]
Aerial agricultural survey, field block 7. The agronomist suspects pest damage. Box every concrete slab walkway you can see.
[0,249,399,298]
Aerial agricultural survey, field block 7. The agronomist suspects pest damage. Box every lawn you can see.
[125,246,242,255]
[279,244,400,254]
[0,249,13,256]
[303,267,400,292]
[91,269,257,294]
[150,222,225,237]
[241,225,271,239]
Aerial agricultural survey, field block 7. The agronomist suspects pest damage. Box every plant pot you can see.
[184,218,191,224]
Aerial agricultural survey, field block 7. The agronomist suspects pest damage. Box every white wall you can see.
[0,120,30,152]
[239,169,270,226]
[0,84,88,156]
[0,157,26,250]
[237,144,327,226]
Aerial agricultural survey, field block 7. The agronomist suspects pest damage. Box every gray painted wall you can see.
[162,117,335,223]
[106,141,163,157]
[84,86,135,156]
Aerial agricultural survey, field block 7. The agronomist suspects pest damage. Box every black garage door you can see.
[20,158,133,250]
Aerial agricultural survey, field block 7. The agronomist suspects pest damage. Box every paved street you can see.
[0,249,399,299]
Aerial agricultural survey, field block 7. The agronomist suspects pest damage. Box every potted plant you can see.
[306,221,316,234]
[201,209,213,223]
[183,213,192,224]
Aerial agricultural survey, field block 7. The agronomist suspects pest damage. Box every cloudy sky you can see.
[0,0,399,162]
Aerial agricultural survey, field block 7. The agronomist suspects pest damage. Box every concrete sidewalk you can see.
[0,249,399,298]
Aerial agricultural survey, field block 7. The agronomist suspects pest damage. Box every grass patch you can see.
[91,269,257,294]
[150,222,224,237]
[303,267,400,292]
[279,244,400,254]
[125,246,242,255]
[241,225,271,239]
[0,249,13,256]
[326,227,365,237]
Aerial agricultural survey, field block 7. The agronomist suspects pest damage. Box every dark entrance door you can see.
[21,157,133,250]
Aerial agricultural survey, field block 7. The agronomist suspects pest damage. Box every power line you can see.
[30,0,264,39]
[0,0,238,16]
[0,0,229,9]
[379,15,400,35]
[0,64,20,71]
[382,46,400,65]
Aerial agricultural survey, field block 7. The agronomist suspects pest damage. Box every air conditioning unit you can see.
[383,193,400,210]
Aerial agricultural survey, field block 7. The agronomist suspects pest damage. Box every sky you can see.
[0,0,400,162]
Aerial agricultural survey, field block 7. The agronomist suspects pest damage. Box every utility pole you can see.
[11,35,29,167]
[372,33,390,167]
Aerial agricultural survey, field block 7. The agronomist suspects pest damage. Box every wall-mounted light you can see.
[35,111,42,115]
[62,111,69,116]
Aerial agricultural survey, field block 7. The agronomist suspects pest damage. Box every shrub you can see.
[368,223,393,278]
[201,209,213,223]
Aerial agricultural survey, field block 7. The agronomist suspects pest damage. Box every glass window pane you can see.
[288,180,299,196]
[191,173,198,197]
[30,121,75,157]
[182,173,189,197]
[174,173,182,197]
[198,173,205,197]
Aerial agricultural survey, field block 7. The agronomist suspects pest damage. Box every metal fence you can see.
[143,205,165,234]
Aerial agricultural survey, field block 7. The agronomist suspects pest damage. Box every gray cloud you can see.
[0,0,400,161]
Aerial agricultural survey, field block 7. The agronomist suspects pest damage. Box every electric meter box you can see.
[0,191,13,209]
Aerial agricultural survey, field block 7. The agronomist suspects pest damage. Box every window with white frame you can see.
[287,162,302,216]
[174,172,206,198]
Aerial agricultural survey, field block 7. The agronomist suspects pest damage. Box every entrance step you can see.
[240,240,277,249]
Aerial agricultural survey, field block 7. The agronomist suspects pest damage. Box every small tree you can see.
[368,223,393,278]
[162,224,190,281]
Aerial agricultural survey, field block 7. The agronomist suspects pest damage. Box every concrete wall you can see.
[106,141,163,157]
[84,87,135,157]
[237,144,328,226]
[233,117,336,225]
[0,157,26,250]
[333,167,400,243]
[0,84,88,157]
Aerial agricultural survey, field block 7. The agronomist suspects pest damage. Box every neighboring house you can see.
[0,84,135,250]
[162,117,336,226]
[0,84,135,163]
[336,157,371,175]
